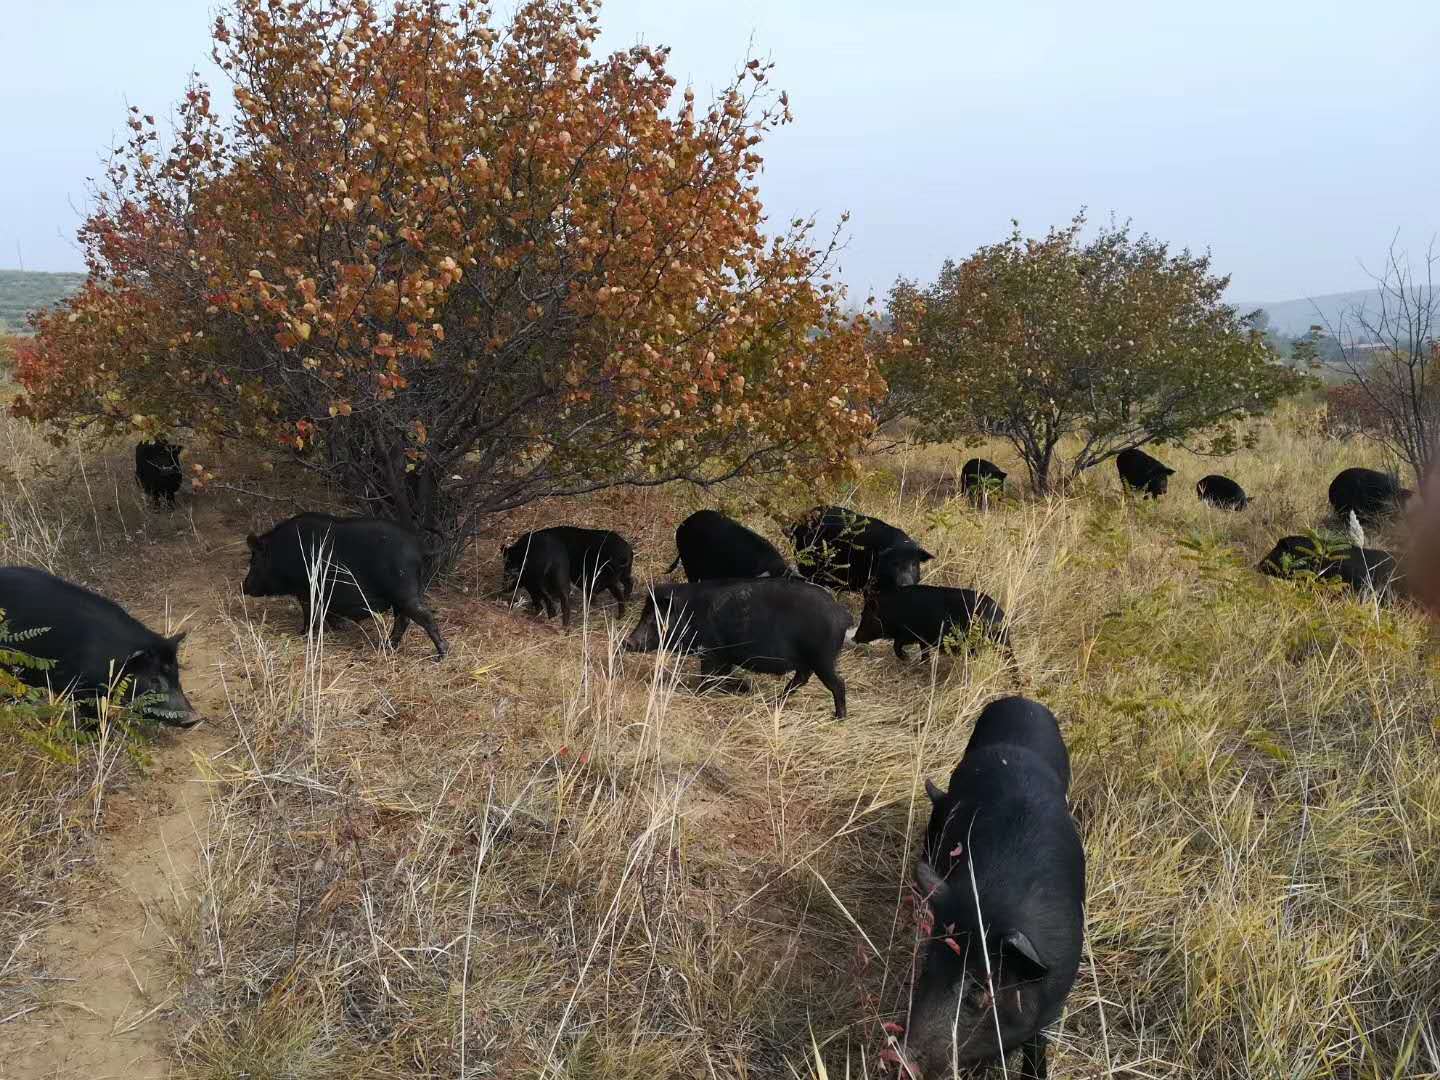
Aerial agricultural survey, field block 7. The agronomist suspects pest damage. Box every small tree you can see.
[882,214,1302,492]
[15,0,882,564]
[1326,238,1440,484]
[1289,325,1327,371]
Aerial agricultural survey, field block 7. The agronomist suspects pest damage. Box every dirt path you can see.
[0,555,235,1079]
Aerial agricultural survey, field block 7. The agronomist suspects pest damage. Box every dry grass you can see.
[129,402,1439,1079]
[3,399,1440,1077]
[0,397,192,578]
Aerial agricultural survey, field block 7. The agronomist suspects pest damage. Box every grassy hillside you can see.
[0,269,85,332]
[0,406,1436,1078]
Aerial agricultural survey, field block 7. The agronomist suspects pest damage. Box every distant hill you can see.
[0,270,85,332]
[1235,288,1438,340]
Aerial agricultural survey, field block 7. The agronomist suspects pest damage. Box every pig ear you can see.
[918,548,935,562]
[995,929,1048,981]
[915,860,951,905]
[1162,467,1176,476]
[166,631,187,652]
[924,779,946,806]
[246,533,260,551]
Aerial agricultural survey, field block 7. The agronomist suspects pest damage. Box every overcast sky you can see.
[3,0,1436,301]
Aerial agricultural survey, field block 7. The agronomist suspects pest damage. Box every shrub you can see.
[881,213,1303,492]
[1322,382,1388,439]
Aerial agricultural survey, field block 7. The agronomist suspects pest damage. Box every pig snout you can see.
[621,625,653,652]
[175,697,201,728]
[157,687,201,728]
[134,672,200,728]
[622,608,669,652]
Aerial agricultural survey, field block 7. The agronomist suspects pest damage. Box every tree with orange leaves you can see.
[16,0,882,563]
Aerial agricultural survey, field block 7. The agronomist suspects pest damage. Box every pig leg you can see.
[782,667,817,710]
[557,588,572,629]
[1020,1035,1048,1078]
[396,601,448,659]
[812,661,847,719]
[390,611,410,647]
[526,586,551,618]
[605,576,627,616]
[893,640,910,661]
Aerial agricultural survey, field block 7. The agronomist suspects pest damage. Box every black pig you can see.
[960,458,1008,501]
[243,513,447,658]
[1258,535,1404,599]
[1116,447,1175,498]
[502,526,633,627]
[903,696,1084,1079]
[668,510,789,581]
[854,584,1011,664]
[787,505,933,592]
[622,578,850,717]
[0,566,198,726]
[135,439,183,508]
[1328,467,1412,525]
[1196,474,1248,510]
[501,529,572,625]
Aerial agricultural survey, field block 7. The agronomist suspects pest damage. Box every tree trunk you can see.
[1021,442,1054,496]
